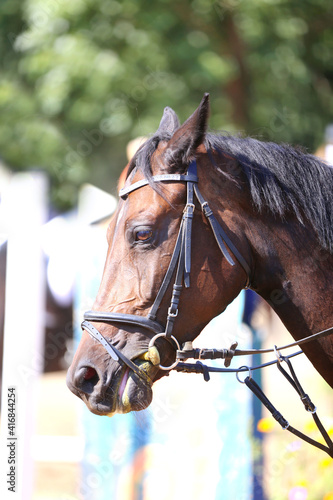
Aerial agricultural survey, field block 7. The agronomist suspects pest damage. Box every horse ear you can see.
[165,93,210,166]
[156,106,180,135]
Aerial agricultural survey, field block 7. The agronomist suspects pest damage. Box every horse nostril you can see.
[74,365,100,395]
[84,367,97,380]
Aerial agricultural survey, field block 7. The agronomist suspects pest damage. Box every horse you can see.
[67,94,333,421]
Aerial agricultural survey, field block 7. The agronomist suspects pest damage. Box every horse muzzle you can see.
[66,355,155,416]
[66,316,178,416]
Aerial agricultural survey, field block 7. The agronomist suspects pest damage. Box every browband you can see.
[119,173,198,198]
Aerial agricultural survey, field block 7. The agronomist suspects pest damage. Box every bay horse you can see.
[67,94,333,422]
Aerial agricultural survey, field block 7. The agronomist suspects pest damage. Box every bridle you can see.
[82,159,251,373]
[81,158,333,458]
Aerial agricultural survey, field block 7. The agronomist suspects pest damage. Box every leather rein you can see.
[81,159,333,458]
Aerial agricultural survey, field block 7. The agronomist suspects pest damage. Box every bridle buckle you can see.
[167,307,178,318]
[183,203,195,215]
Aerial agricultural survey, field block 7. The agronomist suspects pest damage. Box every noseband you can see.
[82,159,251,376]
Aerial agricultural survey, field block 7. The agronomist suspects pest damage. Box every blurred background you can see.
[1,0,333,209]
[0,0,333,499]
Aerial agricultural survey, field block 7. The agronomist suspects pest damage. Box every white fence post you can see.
[0,172,47,499]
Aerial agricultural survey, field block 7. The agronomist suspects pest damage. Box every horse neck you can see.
[249,216,333,387]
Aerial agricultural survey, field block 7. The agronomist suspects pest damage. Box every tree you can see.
[0,0,332,209]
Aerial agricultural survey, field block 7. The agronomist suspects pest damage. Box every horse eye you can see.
[135,229,153,242]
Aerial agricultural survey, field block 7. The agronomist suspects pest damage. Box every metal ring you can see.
[148,332,180,371]
[236,365,252,384]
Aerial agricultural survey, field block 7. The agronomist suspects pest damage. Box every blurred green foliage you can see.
[0,0,332,209]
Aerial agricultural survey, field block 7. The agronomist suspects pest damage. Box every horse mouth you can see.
[81,357,155,417]
[114,358,155,415]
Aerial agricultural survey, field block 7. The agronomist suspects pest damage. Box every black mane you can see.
[206,134,333,253]
[129,132,333,253]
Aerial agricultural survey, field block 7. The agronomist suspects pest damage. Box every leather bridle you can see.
[80,158,333,458]
[81,159,251,375]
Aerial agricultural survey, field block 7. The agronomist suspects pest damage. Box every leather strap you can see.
[184,161,197,285]
[148,161,198,328]
[175,349,303,377]
[231,324,333,356]
[120,173,198,198]
[82,320,120,361]
[84,310,164,333]
[244,362,333,458]
[148,225,183,321]
[163,161,198,336]
[194,184,252,282]
[82,320,152,384]
[194,185,236,267]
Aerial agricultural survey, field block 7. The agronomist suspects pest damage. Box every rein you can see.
[174,329,333,458]
[81,158,333,458]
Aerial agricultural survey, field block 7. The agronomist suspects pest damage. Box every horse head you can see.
[66,94,254,415]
